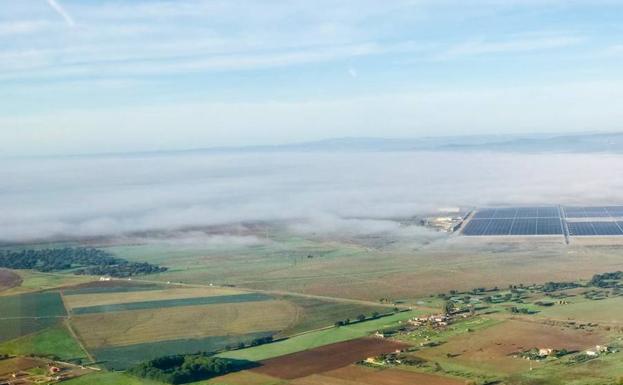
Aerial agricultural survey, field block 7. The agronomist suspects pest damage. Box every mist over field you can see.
[2,150,623,243]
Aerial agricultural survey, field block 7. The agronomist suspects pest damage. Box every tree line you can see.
[127,353,254,384]
[0,247,167,277]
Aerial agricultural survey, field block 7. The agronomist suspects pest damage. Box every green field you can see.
[92,332,275,370]
[536,296,623,324]
[0,291,66,317]
[507,349,623,385]
[219,311,416,362]
[280,296,388,336]
[0,324,87,360]
[71,293,271,315]
[0,291,67,342]
[62,371,165,385]
[0,318,61,343]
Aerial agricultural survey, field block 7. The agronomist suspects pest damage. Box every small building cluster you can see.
[585,345,611,357]
[408,314,450,327]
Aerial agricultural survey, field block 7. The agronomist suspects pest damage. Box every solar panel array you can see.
[464,205,623,237]
[463,207,563,236]
[563,206,623,218]
[567,221,623,236]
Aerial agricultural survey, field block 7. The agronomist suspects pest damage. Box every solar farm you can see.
[462,206,623,237]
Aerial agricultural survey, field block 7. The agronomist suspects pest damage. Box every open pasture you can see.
[416,319,607,375]
[279,296,388,336]
[58,371,167,385]
[536,296,623,325]
[0,317,62,343]
[64,286,243,309]
[0,324,87,360]
[251,338,410,379]
[0,270,93,296]
[291,365,466,385]
[72,300,297,348]
[98,232,623,304]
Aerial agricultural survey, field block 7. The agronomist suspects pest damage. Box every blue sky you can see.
[2,0,623,155]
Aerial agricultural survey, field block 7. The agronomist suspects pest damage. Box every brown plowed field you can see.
[292,365,466,385]
[251,338,409,379]
[0,357,40,376]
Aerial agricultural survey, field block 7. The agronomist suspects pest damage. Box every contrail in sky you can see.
[46,0,75,27]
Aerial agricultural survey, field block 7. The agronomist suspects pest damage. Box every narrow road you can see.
[59,291,96,363]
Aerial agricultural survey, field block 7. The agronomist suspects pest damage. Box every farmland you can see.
[61,371,165,385]
[220,311,417,362]
[0,291,67,342]
[71,300,297,347]
[61,280,166,295]
[63,286,242,309]
[1,227,623,385]
[278,296,388,335]
[0,323,87,360]
[291,366,466,385]
[0,270,94,296]
[536,295,623,325]
[251,338,410,379]
[96,230,623,305]
[70,292,272,315]
[92,332,275,370]
[416,319,607,376]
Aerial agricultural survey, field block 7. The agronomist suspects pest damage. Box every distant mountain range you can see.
[26,132,623,159]
[179,132,623,155]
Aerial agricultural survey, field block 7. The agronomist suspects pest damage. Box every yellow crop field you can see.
[63,286,242,309]
[72,300,298,348]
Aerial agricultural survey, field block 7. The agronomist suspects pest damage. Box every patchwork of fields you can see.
[2,231,623,385]
[0,277,403,372]
[220,311,418,362]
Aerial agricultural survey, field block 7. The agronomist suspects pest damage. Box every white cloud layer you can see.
[1,151,623,243]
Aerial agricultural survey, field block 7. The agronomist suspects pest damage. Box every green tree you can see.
[443,300,454,315]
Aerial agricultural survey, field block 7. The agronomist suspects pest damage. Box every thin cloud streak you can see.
[46,0,75,27]
[438,34,585,60]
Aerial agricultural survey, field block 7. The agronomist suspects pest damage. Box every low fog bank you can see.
[2,151,623,243]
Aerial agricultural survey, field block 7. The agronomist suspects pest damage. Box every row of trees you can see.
[590,271,623,287]
[127,354,254,384]
[0,247,167,277]
[334,311,382,327]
